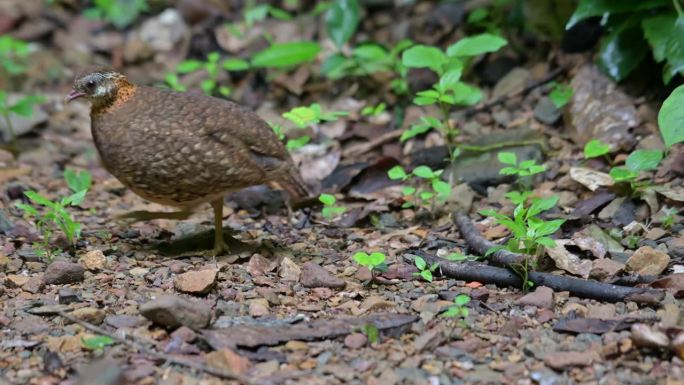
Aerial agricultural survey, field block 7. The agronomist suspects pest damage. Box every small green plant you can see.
[352,251,387,282]
[166,52,249,97]
[442,294,471,318]
[84,0,148,29]
[480,195,565,257]
[243,3,291,28]
[360,323,379,343]
[548,82,573,108]
[361,102,386,117]
[497,152,546,178]
[609,149,663,195]
[658,84,684,148]
[400,34,507,161]
[319,193,346,219]
[81,335,115,351]
[251,41,321,69]
[16,170,92,257]
[413,256,439,282]
[0,36,30,76]
[271,103,348,151]
[583,139,611,160]
[0,91,44,144]
[387,165,451,210]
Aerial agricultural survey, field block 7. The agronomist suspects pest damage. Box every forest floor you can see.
[1,1,684,385]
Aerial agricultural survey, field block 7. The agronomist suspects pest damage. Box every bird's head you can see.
[66,70,129,106]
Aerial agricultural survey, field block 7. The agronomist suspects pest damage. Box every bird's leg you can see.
[211,199,230,255]
[116,210,193,223]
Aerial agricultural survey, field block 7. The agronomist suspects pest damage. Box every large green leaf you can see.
[566,0,669,29]
[325,0,360,49]
[658,84,684,148]
[401,45,447,74]
[642,15,684,83]
[625,149,663,171]
[251,42,320,68]
[446,33,507,57]
[597,19,648,81]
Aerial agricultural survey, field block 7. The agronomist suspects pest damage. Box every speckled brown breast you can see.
[91,86,293,208]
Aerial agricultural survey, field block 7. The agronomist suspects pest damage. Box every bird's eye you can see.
[85,80,96,90]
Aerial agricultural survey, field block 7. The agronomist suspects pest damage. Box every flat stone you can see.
[544,351,593,370]
[43,261,84,285]
[590,258,625,281]
[249,298,270,317]
[70,307,106,325]
[22,275,45,294]
[344,333,368,349]
[626,246,670,275]
[534,97,561,125]
[105,314,144,329]
[58,287,80,304]
[493,67,531,98]
[174,269,217,295]
[139,295,212,330]
[5,274,30,288]
[129,267,149,277]
[246,254,274,276]
[171,326,197,343]
[300,262,346,289]
[516,286,554,309]
[206,349,251,375]
[279,257,300,282]
[79,250,106,271]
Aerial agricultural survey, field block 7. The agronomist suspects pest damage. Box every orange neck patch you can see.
[92,78,137,116]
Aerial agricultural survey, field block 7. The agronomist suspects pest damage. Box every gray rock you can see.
[43,261,85,285]
[534,97,561,125]
[58,287,80,304]
[516,286,554,309]
[493,67,532,98]
[139,295,212,330]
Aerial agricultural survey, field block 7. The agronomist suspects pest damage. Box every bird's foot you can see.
[116,210,192,223]
[212,238,231,256]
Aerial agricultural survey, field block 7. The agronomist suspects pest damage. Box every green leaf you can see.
[283,106,318,128]
[387,165,408,180]
[535,219,565,237]
[319,193,336,206]
[609,166,638,182]
[244,4,269,26]
[454,294,471,306]
[15,203,38,216]
[64,169,92,193]
[625,149,663,172]
[402,186,416,196]
[535,237,557,247]
[420,270,433,282]
[642,16,684,83]
[251,42,321,69]
[367,252,386,266]
[444,253,468,261]
[325,0,360,50]
[566,0,669,29]
[446,33,507,57]
[414,256,427,270]
[24,191,55,208]
[597,19,649,81]
[497,151,517,165]
[362,323,379,343]
[81,335,114,350]
[222,58,250,71]
[176,60,203,73]
[432,180,451,197]
[402,45,447,73]
[584,139,611,159]
[549,82,573,108]
[419,191,434,201]
[439,68,464,90]
[353,252,369,265]
[450,82,483,105]
[285,136,310,151]
[484,245,505,256]
[412,165,434,179]
[658,84,684,148]
[527,196,559,218]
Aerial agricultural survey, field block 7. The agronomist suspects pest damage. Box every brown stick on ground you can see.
[55,310,267,385]
[416,211,665,305]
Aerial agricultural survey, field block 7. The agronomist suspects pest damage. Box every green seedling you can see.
[661,207,678,229]
[583,139,610,160]
[84,0,148,29]
[272,103,348,151]
[498,152,546,177]
[251,41,321,69]
[444,252,477,262]
[244,3,291,28]
[413,256,439,282]
[167,52,249,97]
[0,91,44,144]
[387,165,451,211]
[319,193,346,219]
[0,36,30,76]
[609,149,663,195]
[548,82,573,108]
[352,251,388,282]
[442,294,471,318]
[81,335,115,351]
[360,323,379,344]
[64,168,92,204]
[361,102,386,117]
[480,195,565,257]
[400,34,507,161]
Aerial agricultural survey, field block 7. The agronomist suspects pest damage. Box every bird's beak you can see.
[65,89,86,103]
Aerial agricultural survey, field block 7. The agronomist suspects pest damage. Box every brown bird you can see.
[66,70,308,255]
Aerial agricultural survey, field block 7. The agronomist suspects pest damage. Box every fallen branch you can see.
[55,310,266,385]
[342,129,403,158]
[430,211,666,304]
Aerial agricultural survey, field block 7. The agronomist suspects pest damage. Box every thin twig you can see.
[342,129,403,158]
[56,311,267,385]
